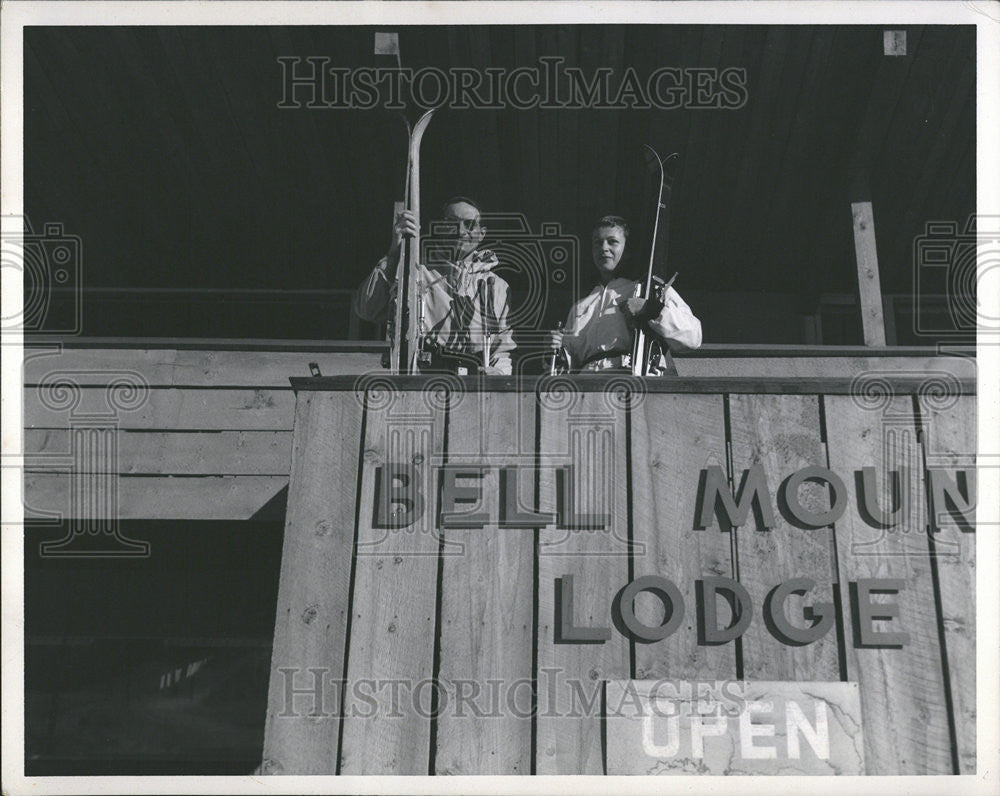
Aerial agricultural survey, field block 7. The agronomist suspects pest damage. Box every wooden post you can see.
[851,201,887,346]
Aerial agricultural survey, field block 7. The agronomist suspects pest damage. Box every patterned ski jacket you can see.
[354,249,514,375]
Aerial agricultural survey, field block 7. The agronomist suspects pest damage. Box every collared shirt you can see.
[354,249,514,374]
[562,277,702,372]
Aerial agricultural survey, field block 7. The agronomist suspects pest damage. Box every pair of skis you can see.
[626,145,680,377]
[373,31,437,374]
[387,109,436,374]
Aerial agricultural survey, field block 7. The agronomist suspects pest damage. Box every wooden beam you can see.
[536,391,629,774]
[630,394,732,681]
[824,395,952,773]
[435,392,534,774]
[919,394,976,773]
[339,391,445,774]
[23,348,382,388]
[23,473,287,520]
[262,391,364,774]
[24,430,292,476]
[851,201,887,346]
[292,374,977,395]
[26,387,296,431]
[728,395,841,680]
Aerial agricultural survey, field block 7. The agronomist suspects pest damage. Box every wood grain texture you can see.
[435,391,535,774]
[536,388,630,774]
[728,395,841,680]
[23,473,287,519]
[26,387,295,430]
[824,395,951,774]
[262,391,365,774]
[673,356,975,380]
[630,393,733,680]
[293,374,976,396]
[851,202,887,347]
[23,347,381,387]
[339,388,446,774]
[25,430,292,475]
[919,393,976,774]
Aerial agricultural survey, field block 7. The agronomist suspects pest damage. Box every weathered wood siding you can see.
[263,375,976,775]
[21,346,383,520]
[22,346,975,522]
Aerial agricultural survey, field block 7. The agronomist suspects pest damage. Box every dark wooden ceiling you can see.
[25,25,974,323]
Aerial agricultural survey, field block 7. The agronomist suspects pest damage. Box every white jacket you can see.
[562,277,701,372]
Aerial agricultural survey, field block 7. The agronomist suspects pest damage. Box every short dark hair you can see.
[442,195,483,216]
[592,215,629,238]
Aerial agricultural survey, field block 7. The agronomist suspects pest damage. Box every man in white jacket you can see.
[552,215,701,372]
[354,196,514,375]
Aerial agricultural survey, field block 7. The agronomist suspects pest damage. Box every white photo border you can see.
[1,2,997,794]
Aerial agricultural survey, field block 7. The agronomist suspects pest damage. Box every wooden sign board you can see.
[263,376,975,776]
[606,680,864,775]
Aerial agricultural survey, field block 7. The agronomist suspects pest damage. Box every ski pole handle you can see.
[549,321,564,376]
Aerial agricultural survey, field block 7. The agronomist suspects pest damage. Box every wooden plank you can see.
[536,389,630,774]
[23,348,381,387]
[852,201,887,347]
[605,680,864,775]
[630,394,733,680]
[339,389,446,774]
[262,391,365,774]
[26,388,295,431]
[919,393,976,774]
[435,391,534,774]
[293,374,976,396]
[824,395,951,773]
[674,357,974,380]
[24,430,291,475]
[728,395,841,680]
[24,473,287,520]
